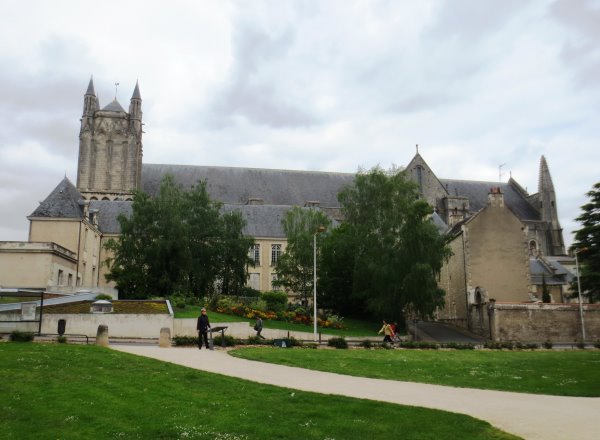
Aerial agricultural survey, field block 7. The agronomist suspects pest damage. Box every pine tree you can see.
[571,182,600,303]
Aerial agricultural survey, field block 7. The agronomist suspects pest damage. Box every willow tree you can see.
[335,167,451,320]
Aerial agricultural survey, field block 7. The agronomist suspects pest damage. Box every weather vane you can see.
[114,82,120,99]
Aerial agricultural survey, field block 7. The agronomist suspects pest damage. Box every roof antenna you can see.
[416,144,419,154]
[499,163,506,183]
[114,82,120,100]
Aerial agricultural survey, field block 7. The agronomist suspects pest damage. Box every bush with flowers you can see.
[214,297,345,330]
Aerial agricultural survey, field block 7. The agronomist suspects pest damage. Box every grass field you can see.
[0,343,520,440]
[174,307,379,336]
[230,347,600,397]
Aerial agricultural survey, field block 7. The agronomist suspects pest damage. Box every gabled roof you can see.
[440,179,540,221]
[141,164,355,208]
[29,177,83,219]
[102,99,126,112]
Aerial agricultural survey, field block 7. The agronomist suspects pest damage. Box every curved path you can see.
[112,345,600,440]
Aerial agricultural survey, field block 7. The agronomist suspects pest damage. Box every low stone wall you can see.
[40,313,173,338]
[490,302,600,342]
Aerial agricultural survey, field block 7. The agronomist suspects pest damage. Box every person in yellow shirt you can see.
[378,320,394,343]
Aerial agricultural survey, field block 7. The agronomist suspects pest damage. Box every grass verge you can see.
[229,348,600,397]
[0,343,519,440]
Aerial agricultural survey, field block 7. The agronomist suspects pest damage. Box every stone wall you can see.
[490,302,600,342]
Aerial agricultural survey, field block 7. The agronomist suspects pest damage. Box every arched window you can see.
[529,240,538,256]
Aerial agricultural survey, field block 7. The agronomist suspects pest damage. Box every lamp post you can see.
[574,248,587,342]
[313,225,326,342]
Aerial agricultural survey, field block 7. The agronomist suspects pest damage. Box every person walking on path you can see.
[197,307,211,349]
[378,320,394,343]
[254,317,265,339]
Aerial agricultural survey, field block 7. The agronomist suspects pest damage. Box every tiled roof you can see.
[29,177,83,219]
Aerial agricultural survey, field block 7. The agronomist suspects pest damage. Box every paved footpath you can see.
[112,345,600,440]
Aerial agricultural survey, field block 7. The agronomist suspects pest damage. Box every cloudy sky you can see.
[1,0,598,247]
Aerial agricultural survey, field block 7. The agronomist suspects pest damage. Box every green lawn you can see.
[230,347,600,397]
[0,343,519,440]
[174,307,380,336]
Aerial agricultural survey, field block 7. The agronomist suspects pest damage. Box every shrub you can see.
[576,340,586,349]
[302,343,318,349]
[260,291,288,312]
[173,336,198,346]
[326,314,344,326]
[240,286,261,298]
[443,342,475,350]
[94,294,112,300]
[484,341,514,350]
[360,340,373,349]
[10,331,34,342]
[327,337,348,349]
[56,335,67,344]
[250,299,268,312]
[214,335,236,347]
[594,340,600,349]
[399,341,438,350]
[543,340,553,349]
[246,336,272,346]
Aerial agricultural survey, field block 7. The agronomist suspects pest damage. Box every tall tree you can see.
[337,167,451,320]
[319,223,366,318]
[105,175,253,299]
[216,211,255,296]
[571,182,600,303]
[273,206,331,305]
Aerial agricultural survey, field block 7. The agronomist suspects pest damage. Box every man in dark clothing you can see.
[197,308,211,349]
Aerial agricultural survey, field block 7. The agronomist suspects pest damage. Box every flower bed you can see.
[215,303,345,330]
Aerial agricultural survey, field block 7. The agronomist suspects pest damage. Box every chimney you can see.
[488,187,504,207]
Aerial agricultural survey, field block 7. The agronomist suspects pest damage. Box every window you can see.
[271,244,282,264]
[529,240,538,256]
[57,270,64,286]
[271,273,280,291]
[248,273,260,290]
[248,244,260,265]
[68,274,73,287]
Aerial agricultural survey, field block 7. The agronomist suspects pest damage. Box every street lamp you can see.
[574,248,587,342]
[313,225,326,342]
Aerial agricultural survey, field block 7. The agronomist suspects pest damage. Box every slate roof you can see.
[102,99,126,112]
[529,257,574,285]
[440,179,540,221]
[89,200,133,234]
[131,81,141,100]
[29,177,83,219]
[142,164,354,207]
[431,211,448,233]
[221,204,295,238]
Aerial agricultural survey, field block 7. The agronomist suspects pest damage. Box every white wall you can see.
[41,313,172,338]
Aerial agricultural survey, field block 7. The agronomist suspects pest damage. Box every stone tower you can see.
[76,78,143,201]
[537,155,565,255]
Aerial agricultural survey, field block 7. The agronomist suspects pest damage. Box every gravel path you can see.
[111,345,600,440]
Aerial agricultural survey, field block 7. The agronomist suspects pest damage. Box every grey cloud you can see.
[549,0,600,87]
[206,20,318,128]
[429,0,525,41]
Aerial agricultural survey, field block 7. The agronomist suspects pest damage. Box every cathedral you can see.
[0,78,573,335]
